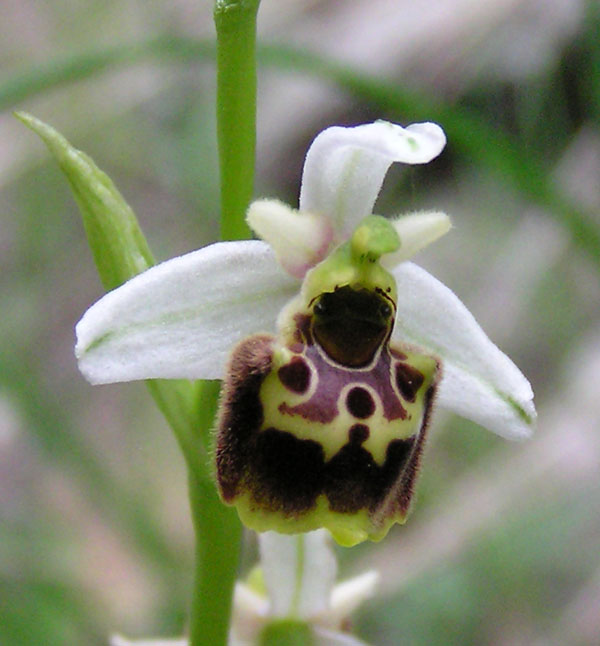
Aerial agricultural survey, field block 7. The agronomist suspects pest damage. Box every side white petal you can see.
[230,582,269,644]
[247,199,333,278]
[324,571,379,630]
[299,121,446,240]
[260,530,337,620]
[76,240,298,383]
[392,262,536,439]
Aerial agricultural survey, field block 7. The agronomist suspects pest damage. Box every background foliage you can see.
[1,1,599,644]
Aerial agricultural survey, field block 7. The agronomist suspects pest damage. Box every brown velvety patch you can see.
[250,428,325,515]
[376,358,441,524]
[215,334,274,502]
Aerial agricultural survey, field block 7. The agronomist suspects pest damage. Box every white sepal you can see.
[247,199,334,278]
[260,530,337,620]
[75,240,298,383]
[324,571,379,630]
[392,262,536,439]
[230,582,269,644]
[300,121,446,240]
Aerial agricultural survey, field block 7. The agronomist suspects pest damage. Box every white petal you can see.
[260,530,337,620]
[325,571,379,630]
[392,262,536,439]
[230,582,269,643]
[76,240,298,383]
[300,121,446,240]
[247,199,333,278]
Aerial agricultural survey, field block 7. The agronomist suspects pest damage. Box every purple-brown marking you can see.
[278,357,311,394]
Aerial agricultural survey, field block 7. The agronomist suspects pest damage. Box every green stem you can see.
[214,0,261,241]
[186,4,263,645]
[188,470,243,646]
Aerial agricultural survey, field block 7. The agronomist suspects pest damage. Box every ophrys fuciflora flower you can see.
[217,216,440,545]
[75,120,536,545]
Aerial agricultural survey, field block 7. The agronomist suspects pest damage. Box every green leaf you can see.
[15,111,215,472]
[15,111,154,291]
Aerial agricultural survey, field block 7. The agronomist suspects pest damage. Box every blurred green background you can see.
[1,1,599,644]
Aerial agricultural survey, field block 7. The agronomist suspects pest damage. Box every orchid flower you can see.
[111,530,378,646]
[75,120,536,545]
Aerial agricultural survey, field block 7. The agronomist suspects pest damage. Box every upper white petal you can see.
[260,530,337,620]
[75,240,298,383]
[392,262,536,439]
[299,121,446,240]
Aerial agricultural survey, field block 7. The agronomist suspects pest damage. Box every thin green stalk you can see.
[186,3,262,645]
[215,0,261,241]
[188,470,243,646]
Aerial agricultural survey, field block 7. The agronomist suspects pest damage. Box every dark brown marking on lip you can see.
[395,362,425,403]
[278,357,311,394]
[251,428,325,515]
[348,423,370,444]
[237,424,419,519]
[346,386,376,419]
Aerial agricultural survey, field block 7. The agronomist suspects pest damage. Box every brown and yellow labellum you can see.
[215,284,440,547]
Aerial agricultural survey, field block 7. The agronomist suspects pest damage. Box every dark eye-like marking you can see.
[395,362,425,402]
[278,357,311,394]
[312,286,394,367]
[313,300,327,316]
[346,386,376,419]
[379,302,392,318]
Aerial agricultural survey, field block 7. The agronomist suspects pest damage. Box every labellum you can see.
[216,217,440,546]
